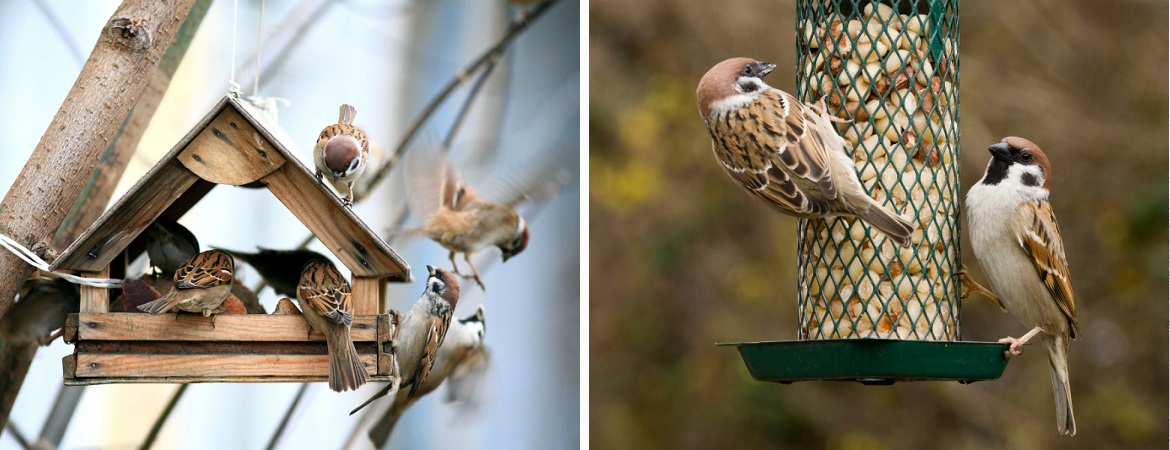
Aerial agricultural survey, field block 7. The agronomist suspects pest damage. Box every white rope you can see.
[228,0,241,97]
[253,0,264,97]
[0,234,122,288]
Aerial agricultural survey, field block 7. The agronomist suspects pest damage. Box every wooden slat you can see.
[376,313,391,376]
[177,107,287,186]
[51,160,201,272]
[73,313,382,342]
[72,353,377,378]
[64,375,397,386]
[261,163,408,279]
[351,276,380,315]
[78,269,110,314]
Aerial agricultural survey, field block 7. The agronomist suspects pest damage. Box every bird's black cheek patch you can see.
[1020,172,1040,187]
[981,160,1009,186]
[737,79,760,93]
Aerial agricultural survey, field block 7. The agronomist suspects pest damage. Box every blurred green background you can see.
[589,1,1167,448]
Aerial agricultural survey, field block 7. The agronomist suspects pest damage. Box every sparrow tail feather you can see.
[137,293,181,315]
[349,383,393,415]
[327,328,369,392]
[858,203,915,248]
[1047,335,1076,436]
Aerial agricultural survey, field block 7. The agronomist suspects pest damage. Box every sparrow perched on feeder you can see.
[296,259,368,392]
[140,216,200,276]
[138,249,235,321]
[0,277,79,346]
[966,137,1079,436]
[218,247,329,298]
[402,141,530,291]
[350,265,460,414]
[314,103,369,207]
[696,57,915,247]
[366,304,488,447]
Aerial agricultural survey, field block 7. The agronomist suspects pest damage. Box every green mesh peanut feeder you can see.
[721,0,1010,384]
[797,0,959,341]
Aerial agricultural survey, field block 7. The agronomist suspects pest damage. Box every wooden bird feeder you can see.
[51,96,411,386]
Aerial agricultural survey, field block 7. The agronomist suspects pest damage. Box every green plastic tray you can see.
[718,339,1011,385]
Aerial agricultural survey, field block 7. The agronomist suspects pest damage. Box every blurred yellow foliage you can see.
[591,157,662,214]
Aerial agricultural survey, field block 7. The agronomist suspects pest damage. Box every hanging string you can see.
[227,0,288,121]
[0,234,122,288]
[253,0,264,97]
[228,0,242,97]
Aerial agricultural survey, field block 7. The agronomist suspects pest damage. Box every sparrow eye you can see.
[1020,153,1033,163]
[741,64,754,76]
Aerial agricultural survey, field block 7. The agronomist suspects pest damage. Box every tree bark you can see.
[0,0,199,317]
[0,0,202,431]
[54,0,211,248]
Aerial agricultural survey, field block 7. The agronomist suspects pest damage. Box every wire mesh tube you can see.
[795,0,960,341]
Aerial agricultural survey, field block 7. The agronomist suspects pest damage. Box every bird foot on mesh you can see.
[813,95,851,124]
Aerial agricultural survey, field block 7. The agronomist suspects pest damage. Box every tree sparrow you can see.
[966,136,1079,436]
[0,277,79,346]
[296,259,369,392]
[218,247,329,298]
[403,141,529,291]
[314,103,369,206]
[137,250,235,323]
[696,57,915,247]
[366,304,488,447]
[350,265,461,414]
[139,216,199,276]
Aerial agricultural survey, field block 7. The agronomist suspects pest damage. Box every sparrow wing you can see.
[297,272,354,327]
[173,250,234,290]
[1016,200,1079,337]
[404,133,463,217]
[711,89,838,216]
[444,345,489,405]
[408,310,452,399]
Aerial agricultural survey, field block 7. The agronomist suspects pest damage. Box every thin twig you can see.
[357,0,559,203]
[139,384,188,450]
[37,384,84,449]
[265,383,309,450]
[444,54,503,148]
[4,421,29,450]
[382,48,507,235]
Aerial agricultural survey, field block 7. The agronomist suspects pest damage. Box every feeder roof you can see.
[50,96,410,281]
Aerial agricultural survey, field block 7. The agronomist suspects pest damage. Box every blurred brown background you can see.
[589,1,1167,448]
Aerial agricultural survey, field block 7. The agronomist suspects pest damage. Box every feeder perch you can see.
[52,96,411,386]
[722,0,1010,384]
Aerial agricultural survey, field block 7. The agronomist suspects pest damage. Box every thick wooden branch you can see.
[0,0,200,317]
[0,0,203,431]
[55,0,213,248]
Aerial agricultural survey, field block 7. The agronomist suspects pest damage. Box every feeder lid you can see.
[718,339,1010,385]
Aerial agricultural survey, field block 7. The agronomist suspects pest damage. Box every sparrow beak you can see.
[988,142,1012,163]
[756,61,776,78]
[426,265,436,277]
[332,172,341,183]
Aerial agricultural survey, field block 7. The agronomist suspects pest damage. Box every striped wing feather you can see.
[173,250,234,290]
[710,90,840,216]
[1017,200,1078,337]
[298,263,354,327]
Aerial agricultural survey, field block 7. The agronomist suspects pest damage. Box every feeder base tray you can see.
[718,338,1010,385]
